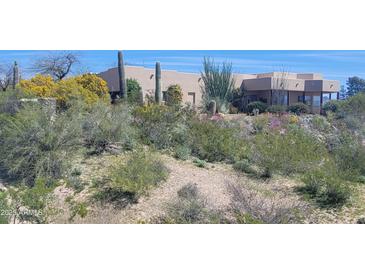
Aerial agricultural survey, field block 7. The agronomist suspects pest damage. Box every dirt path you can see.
[79,156,240,224]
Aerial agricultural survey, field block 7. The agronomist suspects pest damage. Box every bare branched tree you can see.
[271,67,290,106]
[32,52,78,81]
[0,64,13,91]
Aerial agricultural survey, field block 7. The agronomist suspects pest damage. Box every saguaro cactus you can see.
[12,61,19,89]
[208,100,217,116]
[155,62,162,104]
[118,51,127,99]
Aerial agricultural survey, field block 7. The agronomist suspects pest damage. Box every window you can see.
[323,93,330,104]
[305,95,312,106]
[272,91,287,105]
[246,95,258,104]
[188,92,196,105]
[313,96,321,107]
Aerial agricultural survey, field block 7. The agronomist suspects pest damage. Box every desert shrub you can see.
[189,120,247,162]
[0,89,25,114]
[174,145,191,161]
[165,84,183,106]
[288,102,309,115]
[233,160,256,175]
[6,178,57,224]
[96,150,168,204]
[342,92,365,118]
[66,169,84,193]
[67,199,88,222]
[0,192,9,224]
[300,166,351,207]
[267,104,287,114]
[251,126,327,175]
[126,78,142,104]
[331,133,365,180]
[133,104,193,149]
[323,100,342,113]
[20,74,109,109]
[0,105,82,185]
[193,159,207,168]
[252,115,269,133]
[158,183,224,224]
[247,101,268,114]
[311,115,331,132]
[227,182,307,224]
[82,101,137,154]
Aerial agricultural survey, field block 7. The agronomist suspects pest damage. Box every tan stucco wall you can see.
[99,66,246,107]
[305,80,339,93]
[271,78,305,91]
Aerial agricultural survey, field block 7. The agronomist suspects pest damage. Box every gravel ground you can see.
[77,156,240,223]
[51,152,365,224]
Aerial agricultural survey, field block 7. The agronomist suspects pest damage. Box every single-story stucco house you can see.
[98,66,340,113]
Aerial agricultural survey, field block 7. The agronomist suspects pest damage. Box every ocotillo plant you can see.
[155,62,162,104]
[12,61,19,89]
[118,51,127,99]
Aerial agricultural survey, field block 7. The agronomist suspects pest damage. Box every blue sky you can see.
[1,50,365,85]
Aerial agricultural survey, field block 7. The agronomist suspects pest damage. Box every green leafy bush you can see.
[233,160,256,175]
[193,159,207,168]
[68,199,88,222]
[301,166,351,207]
[189,120,247,162]
[247,101,268,114]
[6,178,57,224]
[251,126,327,175]
[133,104,194,149]
[126,78,142,104]
[82,101,137,154]
[252,115,269,133]
[0,192,9,224]
[100,150,169,202]
[267,104,287,114]
[323,100,342,113]
[288,103,309,115]
[0,105,82,185]
[165,84,183,106]
[331,133,365,180]
[311,115,331,132]
[174,145,191,161]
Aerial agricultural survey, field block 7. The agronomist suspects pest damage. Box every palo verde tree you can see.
[200,57,235,113]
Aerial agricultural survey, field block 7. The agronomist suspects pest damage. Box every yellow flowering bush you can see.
[289,114,299,124]
[19,74,55,97]
[74,74,109,97]
[20,74,109,108]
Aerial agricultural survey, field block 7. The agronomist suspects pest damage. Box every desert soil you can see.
[48,153,365,224]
